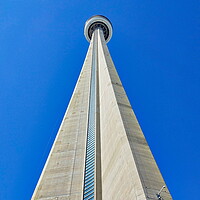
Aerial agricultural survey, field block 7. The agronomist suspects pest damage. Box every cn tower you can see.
[32,15,172,200]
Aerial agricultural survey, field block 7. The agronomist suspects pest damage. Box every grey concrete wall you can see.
[31,38,94,200]
[32,27,172,200]
[98,29,172,200]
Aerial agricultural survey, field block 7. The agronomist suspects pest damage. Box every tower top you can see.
[84,15,113,43]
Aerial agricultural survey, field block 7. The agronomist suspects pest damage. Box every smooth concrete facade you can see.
[97,29,172,200]
[32,16,172,200]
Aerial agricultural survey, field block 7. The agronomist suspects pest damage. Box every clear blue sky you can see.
[0,1,199,199]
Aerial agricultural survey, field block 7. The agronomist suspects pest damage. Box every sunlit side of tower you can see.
[32,15,172,200]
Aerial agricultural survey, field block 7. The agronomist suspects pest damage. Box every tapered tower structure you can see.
[32,15,172,200]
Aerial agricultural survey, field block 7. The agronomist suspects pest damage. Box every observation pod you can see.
[84,15,113,43]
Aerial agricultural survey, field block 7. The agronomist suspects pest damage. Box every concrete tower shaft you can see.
[31,15,172,200]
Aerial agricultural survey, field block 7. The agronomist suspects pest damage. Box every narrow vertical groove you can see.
[83,30,97,200]
[95,29,102,200]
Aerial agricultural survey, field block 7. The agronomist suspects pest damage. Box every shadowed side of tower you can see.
[32,15,172,200]
[31,37,94,199]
